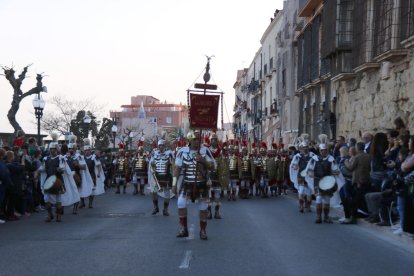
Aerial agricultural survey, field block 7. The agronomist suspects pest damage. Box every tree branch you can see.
[21,86,43,100]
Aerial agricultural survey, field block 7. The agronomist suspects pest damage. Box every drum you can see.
[44,175,65,194]
[73,173,82,188]
[300,169,307,178]
[319,175,337,194]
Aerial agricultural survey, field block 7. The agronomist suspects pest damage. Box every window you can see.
[401,0,414,41]
[166,117,172,124]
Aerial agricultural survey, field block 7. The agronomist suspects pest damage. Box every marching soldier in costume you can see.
[227,141,239,201]
[206,133,222,219]
[239,141,253,199]
[66,136,83,214]
[276,144,290,196]
[290,134,315,212]
[267,144,278,196]
[77,139,94,208]
[218,142,230,200]
[85,144,105,208]
[250,143,260,196]
[114,144,129,194]
[305,134,344,223]
[254,142,270,198]
[39,133,80,222]
[132,140,148,195]
[172,130,215,240]
[149,139,173,216]
[125,151,133,191]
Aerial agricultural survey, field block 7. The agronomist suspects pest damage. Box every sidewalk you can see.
[286,190,414,246]
[330,204,414,245]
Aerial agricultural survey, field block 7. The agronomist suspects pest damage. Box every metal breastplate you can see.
[117,158,125,173]
[229,155,238,171]
[242,156,251,172]
[261,157,268,172]
[154,153,169,175]
[183,153,205,183]
[135,155,146,171]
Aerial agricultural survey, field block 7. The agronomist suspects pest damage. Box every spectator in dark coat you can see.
[4,151,25,221]
[0,149,12,223]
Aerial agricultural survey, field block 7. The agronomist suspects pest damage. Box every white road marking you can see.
[179,250,193,269]
[187,223,195,240]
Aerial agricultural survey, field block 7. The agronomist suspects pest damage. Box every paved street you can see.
[1,188,414,276]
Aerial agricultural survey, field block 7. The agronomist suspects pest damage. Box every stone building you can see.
[260,9,284,147]
[234,0,414,145]
[335,0,414,138]
[233,1,304,147]
[296,0,414,141]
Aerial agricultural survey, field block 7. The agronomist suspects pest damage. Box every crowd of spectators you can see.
[0,133,44,224]
[334,117,414,237]
[0,131,114,224]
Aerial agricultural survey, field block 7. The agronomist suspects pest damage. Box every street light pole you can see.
[32,93,45,146]
[111,121,118,153]
[83,114,92,141]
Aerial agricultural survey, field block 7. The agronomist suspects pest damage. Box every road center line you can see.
[179,250,192,269]
[187,223,195,240]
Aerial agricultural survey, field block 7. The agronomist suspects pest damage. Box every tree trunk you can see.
[7,95,23,134]
[2,66,45,135]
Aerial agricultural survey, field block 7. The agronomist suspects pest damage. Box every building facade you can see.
[109,95,188,149]
[234,0,414,145]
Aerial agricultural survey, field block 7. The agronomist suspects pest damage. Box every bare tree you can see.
[41,95,104,134]
[2,65,46,134]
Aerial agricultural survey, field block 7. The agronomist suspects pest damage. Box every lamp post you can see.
[83,114,92,138]
[129,131,134,150]
[111,124,118,152]
[32,93,45,146]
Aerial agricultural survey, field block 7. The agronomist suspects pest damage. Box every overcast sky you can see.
[0,0,284,134]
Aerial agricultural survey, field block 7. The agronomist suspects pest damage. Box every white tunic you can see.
[40,155,80,206]
[76,155,94,198]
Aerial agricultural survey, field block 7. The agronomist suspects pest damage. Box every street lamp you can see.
[32,93,45,146]
[111,124,118,152]
[83,114,92,142]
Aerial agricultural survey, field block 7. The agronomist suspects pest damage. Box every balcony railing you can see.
[248,79,260,93]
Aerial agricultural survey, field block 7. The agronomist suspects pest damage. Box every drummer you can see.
[289,134,315,213]
[40,135,80,223]
[305,134,343,224]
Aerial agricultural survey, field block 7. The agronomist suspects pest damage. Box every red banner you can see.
[189,93,220,129]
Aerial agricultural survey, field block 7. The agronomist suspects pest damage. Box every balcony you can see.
[299,0,322,17]
[374,49,409,63]
[248,79,260,93]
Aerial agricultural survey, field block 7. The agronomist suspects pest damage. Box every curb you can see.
[286,190,414,245]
